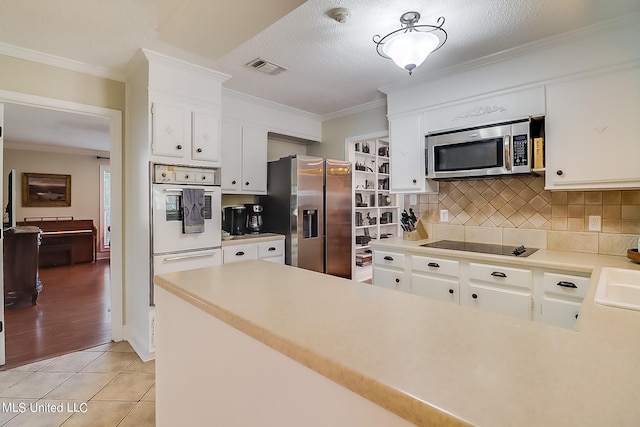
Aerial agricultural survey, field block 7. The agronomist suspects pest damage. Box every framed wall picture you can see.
[22,173,71,207]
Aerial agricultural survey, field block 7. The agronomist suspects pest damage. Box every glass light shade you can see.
[382,31,440,73]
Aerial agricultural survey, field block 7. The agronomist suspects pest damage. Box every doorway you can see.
[0,92,123,368]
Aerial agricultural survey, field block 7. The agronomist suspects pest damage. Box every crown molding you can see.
[222,88,322,121]
[321,98,387,122]
[0,42,125,82]
[379,12,640,95]
[141,48,231,83]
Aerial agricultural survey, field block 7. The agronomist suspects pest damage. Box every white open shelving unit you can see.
[347,135,402,283]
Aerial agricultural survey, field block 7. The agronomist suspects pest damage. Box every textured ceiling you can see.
[1,0,640,152]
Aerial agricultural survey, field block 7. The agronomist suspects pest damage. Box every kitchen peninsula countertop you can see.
[154,254,640,426]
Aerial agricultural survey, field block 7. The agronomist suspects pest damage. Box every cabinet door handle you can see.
[427,262,440,268]
[448,289,454,294]
[472,293,478,299]
[245,182,250,186]
[176,144,183,150]
[383,256,394,261]
[196,148,203,153]
[412,179,417,184]
[231,180,237,185]
[557,281,578,289]
[556,170,564,176]
[491,271,507,278]
[235,251,245,256]
[575,314,579,319]
[268,247,276,251]
[395,278,400,283]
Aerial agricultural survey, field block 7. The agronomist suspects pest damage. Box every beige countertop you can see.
[221,232,284,246]
[154,249,640,426]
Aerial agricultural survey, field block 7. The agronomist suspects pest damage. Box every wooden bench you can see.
[18,217,97,268]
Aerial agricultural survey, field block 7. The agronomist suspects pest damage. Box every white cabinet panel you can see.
[373,250,405,269]
[545,65,640,190]
[411,255,459,277]
[469,262,532,290]
[191,111,221,162]
[258,240,284,259]
[373,266,405,291]
[223,244,258,263]
[411,273,460,304]
[153,248,222,276]
[539,297,581,330]
[465,283,532,320]
[388,114,425,193]
[152,102,188,159]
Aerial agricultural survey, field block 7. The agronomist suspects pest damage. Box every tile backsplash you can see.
[406,176,640,256]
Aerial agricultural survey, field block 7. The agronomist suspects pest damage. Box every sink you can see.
[594,267,640,311]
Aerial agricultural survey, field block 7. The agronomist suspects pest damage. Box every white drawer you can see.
[258,240,284,258]
[469,262,532,289]
[411,255,459,277]
[373,250,405,269]
[411,272,460,304]
[542,272,590,299]
[223,244,258,263]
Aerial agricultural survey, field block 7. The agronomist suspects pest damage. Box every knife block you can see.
[403,219,428,241]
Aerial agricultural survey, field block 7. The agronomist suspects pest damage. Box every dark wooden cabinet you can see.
[3,226,42,307]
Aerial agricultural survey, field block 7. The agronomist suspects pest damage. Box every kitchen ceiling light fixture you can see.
[373,11,447,75]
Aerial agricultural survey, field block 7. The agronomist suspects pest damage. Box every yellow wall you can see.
[0,55,125,110]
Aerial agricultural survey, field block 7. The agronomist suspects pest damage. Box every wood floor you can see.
[2,259,111,370]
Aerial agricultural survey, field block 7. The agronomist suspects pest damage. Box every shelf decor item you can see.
[22,172,71,207]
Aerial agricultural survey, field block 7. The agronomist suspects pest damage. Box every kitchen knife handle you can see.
[556,281,577,289]
[491,271,507,278]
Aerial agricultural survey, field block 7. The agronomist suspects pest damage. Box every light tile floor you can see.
[0,342,155,426]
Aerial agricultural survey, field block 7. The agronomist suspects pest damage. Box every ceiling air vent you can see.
[245,58,287,75]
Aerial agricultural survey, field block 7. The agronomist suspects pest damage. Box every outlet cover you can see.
[440,209,449,223]
[588,215,602,231]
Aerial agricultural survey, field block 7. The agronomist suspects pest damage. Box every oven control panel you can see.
[153,164,221,185]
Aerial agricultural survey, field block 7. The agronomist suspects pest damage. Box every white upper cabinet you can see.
[151,102,221,164]
[221,120,267,194]
[191,111,221,163]
[388,114,426,193]
[545,65,640,190]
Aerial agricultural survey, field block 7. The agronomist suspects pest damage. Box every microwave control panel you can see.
[513,135,529,167]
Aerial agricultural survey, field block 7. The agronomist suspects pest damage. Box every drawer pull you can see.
[472,293,478,299]
[268,247,276,251]
[448,289,454,294]
[491,271,507,278]
[235,251,245,256]
[383,256,394,261]
[556,281,577,289]
[427,262,440,268]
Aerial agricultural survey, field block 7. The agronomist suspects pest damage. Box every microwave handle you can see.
[504,135,512,171]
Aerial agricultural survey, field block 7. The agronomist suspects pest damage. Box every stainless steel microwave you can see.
[426,120,531,179]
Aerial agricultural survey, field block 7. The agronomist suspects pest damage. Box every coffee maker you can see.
[244,204,264,234]
[223,206,246,235]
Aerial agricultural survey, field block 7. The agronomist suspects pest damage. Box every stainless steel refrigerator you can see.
[261,156,352,279]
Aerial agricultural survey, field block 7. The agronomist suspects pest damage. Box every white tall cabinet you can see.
[348,135,402,282]
[125,49,230,359]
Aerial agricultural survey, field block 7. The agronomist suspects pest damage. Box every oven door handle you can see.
[504,135,512,171]
[162,252,216,262]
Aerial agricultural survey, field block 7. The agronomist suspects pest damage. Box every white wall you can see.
[3,148,108,226]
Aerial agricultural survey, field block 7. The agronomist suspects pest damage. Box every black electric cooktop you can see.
[420,240,539,257]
